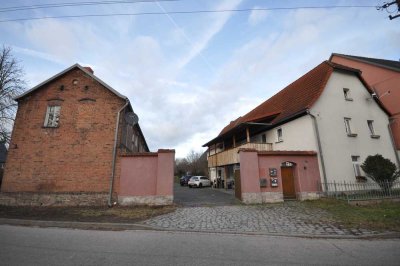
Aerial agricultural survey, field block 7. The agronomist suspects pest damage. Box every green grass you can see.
[303,199,400,232]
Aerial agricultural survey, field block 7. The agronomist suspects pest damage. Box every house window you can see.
[367,120,380,139]
[277,128,283,142]
[344,118,357,137]
[352,156,366,182]
[44,106,61,127]
[261,134,267,143]
[343,88,353,101]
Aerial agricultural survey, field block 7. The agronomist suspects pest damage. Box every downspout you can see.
[388,119,400,167]
[108,99,129,207]
[307,110,328,191]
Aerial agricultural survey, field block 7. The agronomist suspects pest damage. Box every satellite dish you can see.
[124,112,139,126]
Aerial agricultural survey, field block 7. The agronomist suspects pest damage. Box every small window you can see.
[261,134,267,143]
[367,120,380,139]
[352,156,366,181]
[344,118,357,137]
[44,106,61,127]
[277,128,283,142]
[343,88,353,101]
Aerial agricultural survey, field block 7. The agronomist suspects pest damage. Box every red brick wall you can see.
[1,68,126,193]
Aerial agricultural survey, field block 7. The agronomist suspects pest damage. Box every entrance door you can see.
[281,167,296,199]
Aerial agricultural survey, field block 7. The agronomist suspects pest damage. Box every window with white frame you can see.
[44,106,61,127]
[343,88,353,101]
[367,120,380,138]
[277,128,283,142]
[344,118,357,137]
[352,155,366,181]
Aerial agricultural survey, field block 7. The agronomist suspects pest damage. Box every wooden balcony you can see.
[207,142,273,167]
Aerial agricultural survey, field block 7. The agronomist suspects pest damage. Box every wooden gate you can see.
[281,166,296,199]
[234,169,241,200]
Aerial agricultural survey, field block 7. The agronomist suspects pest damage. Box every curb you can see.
[1,218,399,239]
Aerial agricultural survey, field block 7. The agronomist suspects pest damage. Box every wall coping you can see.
[120,149,175,157]
[157,149,175,153]
[120,152,158,157]
[258,150,317,156]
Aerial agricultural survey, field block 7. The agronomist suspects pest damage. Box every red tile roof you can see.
[211,61,376,144]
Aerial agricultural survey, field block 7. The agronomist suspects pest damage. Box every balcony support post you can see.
[246,127,250,143]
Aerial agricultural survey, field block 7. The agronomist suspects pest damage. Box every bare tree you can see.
[175,150,208,176]
[0,46,26,143]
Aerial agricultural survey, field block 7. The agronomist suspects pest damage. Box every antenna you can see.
[124,112,139,126]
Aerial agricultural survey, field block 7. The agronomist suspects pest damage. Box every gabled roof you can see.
[15,63,128,101]
[330,53,400,73]
[204,61,384,147]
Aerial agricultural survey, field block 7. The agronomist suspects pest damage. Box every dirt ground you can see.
[0,205,176,223]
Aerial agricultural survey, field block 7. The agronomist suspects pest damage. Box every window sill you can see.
[345,98,353,101]
[347,133,358,137]
[370,135,380,139]
[42,126,59,129]
[275,140,283,143]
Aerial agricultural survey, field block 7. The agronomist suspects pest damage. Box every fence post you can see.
[344,181,349,203]
[334,181,337,199]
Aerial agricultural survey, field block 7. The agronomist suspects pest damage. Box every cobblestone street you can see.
[143,203,379,236]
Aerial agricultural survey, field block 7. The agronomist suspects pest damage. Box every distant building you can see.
[330,53,400,162]
[204,61,398,203]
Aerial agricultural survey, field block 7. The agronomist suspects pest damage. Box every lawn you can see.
[303,199,400,232]
[0,205,176,223]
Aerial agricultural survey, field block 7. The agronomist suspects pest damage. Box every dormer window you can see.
[343,88,353,101]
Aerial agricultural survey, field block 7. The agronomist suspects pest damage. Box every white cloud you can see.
[248,7,269,26]
[177,0,243,69]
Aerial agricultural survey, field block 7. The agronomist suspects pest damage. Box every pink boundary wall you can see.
[118,149,175,206]
[239,149,321,204]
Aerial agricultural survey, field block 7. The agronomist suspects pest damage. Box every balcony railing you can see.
[208,142,273,167]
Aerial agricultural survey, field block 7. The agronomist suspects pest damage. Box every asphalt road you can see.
[1,225,399,266]
[174,183,240,206]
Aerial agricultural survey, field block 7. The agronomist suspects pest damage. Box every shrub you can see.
[361,154,400,192]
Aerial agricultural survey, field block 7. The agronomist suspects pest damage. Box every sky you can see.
[1,0,399,158]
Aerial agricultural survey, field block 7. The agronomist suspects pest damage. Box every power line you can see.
[0,0,180,13]
[0,5,377,23]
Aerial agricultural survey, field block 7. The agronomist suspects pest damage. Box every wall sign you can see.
[269,168,277,177]
[281,161,294,167]
[271,177,278,187]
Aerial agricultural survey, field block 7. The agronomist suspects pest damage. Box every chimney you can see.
[83,66,94,74]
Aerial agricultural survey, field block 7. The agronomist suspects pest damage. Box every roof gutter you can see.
[108,99,129,207]
[307,110,328,191]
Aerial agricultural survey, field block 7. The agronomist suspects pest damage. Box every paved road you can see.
[0,225,399,266]
[174,183,240,206]
[144,203,379,236]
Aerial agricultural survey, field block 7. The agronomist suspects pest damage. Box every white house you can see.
[204,61,398,195]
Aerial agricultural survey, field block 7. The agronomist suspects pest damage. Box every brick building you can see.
[0,64,149,206]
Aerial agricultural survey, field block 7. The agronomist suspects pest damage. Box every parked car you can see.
[179,175,192,186]
[188,176,211,188]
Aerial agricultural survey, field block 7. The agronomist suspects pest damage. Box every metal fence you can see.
[321,180,400,202]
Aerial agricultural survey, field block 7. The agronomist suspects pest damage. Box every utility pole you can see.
[377,0,400,20]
